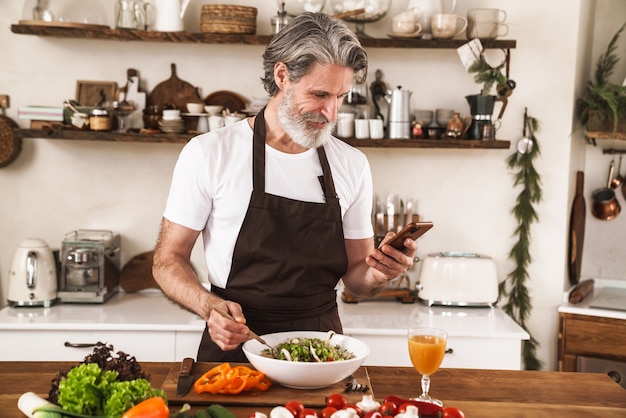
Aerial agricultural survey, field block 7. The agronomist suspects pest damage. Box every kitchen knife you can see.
[398,199,405,232]
[387,194,395,232]
[375,200,385,239]
[176,357,195,397]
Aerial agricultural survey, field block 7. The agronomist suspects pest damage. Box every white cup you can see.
[208,115,225,131]
[354,119,370,139]
[368,119,384,139]
[466,8,507,40]
[197,115,209,133]
[391,8,422,35]
[431,13,467,39]
[186,102,204,113]
[162,109,181,119]
[336,112,355,138]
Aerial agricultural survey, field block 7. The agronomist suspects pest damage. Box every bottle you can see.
[90,108,111,131]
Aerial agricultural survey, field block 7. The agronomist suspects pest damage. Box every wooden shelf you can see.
[17,128,510,149]
[10,23,516,50]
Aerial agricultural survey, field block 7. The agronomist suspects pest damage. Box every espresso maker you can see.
[57,229,121,303]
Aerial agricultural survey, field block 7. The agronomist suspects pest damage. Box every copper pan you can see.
[591,159,621,221]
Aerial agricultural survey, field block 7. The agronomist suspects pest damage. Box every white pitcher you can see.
[153,0,191,32]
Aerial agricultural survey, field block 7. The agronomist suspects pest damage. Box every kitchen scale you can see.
[589,287,626,312]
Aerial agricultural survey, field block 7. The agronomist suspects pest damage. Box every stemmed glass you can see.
[407,327,447,406]
[111,100,138,133]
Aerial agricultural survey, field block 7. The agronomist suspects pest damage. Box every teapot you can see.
[154,0,191,32]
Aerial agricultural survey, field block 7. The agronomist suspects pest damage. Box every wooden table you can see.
[1,362,624,417]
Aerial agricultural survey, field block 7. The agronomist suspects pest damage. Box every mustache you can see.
[302,112,330,124]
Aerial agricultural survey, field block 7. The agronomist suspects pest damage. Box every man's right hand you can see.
[207,301,252,351]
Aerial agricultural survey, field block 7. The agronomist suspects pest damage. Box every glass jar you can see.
[90,108,111,131]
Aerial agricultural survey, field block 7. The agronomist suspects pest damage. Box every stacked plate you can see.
[159,117,185,133]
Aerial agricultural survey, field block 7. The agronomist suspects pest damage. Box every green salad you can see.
[263,331,355,362]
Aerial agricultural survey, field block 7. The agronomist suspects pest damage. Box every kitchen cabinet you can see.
[10,23,515,150]
[558,312,626,371]
[0,290,528,368]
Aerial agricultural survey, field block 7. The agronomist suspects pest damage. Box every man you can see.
[153,12,417,362]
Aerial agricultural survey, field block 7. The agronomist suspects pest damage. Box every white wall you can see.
[1,0,624,370]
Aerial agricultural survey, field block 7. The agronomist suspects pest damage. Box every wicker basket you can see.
[201,4,257,34]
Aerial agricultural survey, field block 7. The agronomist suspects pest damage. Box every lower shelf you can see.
[17,129,511,149]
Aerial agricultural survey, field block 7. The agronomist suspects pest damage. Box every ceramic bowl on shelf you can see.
[242,330,369,389]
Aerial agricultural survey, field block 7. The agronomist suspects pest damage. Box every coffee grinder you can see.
[57,229,121,303]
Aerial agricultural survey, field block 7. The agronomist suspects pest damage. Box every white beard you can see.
[277,89,335,149]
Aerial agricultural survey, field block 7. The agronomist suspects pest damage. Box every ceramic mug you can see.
[336,112,355,138]
[369,119,384,139]
[391,8,422,36]
[354,119,370,139]
[431,13,467,39]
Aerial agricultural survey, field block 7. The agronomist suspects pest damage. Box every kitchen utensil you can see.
[591,160,621,221]
[176,357,195,397]
[212,306,276,356]
[7,238,58,308]
[417,252,499,306]
[568,171,586,285]
[610,155,623,188]
[0,116,22,168]
[568,279,594,304]
[398,199,405,231]
[385,86,413,139]
[119,251,159,292]
[242,331,369,389]
[153,0,190,32]
[204,90,247,114]
[147,63,202,111]
[386,194,395,232]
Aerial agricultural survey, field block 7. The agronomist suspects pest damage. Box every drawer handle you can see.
[445,348,454,354]
[64,341,103,348]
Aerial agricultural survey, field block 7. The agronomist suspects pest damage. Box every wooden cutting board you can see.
[147,63,201,111]
[568,171,586,285]
[161,362,371,407]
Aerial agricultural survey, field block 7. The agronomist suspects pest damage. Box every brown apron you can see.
[197,108,349,362]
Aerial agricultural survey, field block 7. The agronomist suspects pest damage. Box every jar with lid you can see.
[90,108,111,131]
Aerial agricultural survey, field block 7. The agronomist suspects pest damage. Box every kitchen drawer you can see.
[563,316,626,360]
[346,334,523,370]
[0,330,176,361]
[175,331,203,360]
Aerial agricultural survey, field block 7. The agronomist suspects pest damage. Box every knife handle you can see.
[180,357,194,377]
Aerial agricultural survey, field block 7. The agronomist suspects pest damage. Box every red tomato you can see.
[442,407,465,418]
[379,401,397,416]
[321,407,337,418]
[285,400,305,417]
[343,404,362,417]
[396,403,413,414]
[299,408,318,418]
[326,393,348,410]
[364,412,383,418]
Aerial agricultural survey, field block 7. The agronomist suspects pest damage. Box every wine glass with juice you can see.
[407,327,447,406]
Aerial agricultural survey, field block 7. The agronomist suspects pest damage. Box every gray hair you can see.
[261,12,368,96]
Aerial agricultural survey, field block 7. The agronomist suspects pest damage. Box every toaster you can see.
[416,252,499,307]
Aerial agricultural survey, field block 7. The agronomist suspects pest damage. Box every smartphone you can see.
[386,221,433,250]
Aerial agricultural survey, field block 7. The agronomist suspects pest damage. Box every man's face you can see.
[278,62,354,148]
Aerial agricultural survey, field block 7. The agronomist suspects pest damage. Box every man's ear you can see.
[274,62,289,90]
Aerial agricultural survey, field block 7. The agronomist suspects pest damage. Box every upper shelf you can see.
[10,23,516,49]
[17,128,511,149]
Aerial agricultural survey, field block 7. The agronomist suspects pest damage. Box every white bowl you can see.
[204,105,224,115]
[187,103,205,113]
[242,331,369,389]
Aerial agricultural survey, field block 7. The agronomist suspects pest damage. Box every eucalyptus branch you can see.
[499,113,543,370]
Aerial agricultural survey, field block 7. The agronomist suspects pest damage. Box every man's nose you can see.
[321,98,341,122]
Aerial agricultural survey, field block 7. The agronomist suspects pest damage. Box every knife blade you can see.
[176,357,195,397]
[387,194,395,232]
[375,199,384,239]
[398,199,405,232]
[405,198,414,224]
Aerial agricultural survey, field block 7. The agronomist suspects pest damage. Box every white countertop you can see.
[557,277,626,321]
[0,289,529,340]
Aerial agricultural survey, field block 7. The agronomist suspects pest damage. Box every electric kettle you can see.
[7,238,58,307]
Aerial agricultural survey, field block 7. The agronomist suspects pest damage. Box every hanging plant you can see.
[498,109,543,370]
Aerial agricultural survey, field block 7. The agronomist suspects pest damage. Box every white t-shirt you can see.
[163,119,374,288]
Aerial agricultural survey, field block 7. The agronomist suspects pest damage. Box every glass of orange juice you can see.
[407,327,447,405]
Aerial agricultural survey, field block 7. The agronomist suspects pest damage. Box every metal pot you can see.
[591,160,621,221]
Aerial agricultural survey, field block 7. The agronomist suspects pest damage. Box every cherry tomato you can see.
[321,407,337,418]
[326,393,348,410]
[364,412,383,418]
[379,401,397,416]
[299,408,318,418]
[343,405,362,417]
[442,407,465,418]
[285,400,305,417]
[396,403,413,415]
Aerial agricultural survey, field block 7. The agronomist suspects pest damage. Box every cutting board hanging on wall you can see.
[147,63,201,111]
[568,171,586,285]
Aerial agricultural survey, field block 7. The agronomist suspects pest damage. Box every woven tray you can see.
[0,116,21,168]
[201,4,257,34]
